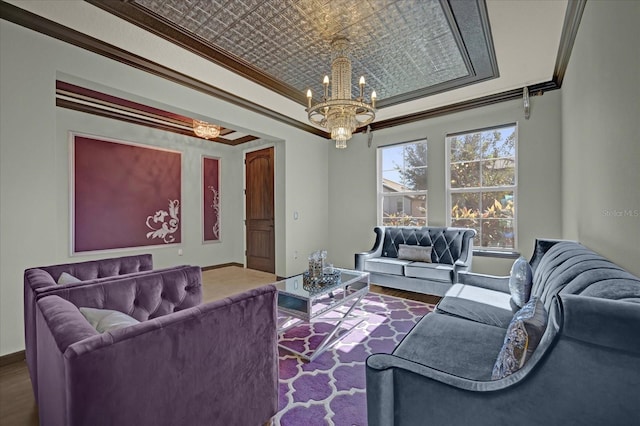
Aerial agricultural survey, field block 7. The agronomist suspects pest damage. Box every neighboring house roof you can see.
[382,178,409,193]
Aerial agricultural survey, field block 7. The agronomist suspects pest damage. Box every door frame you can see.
[242,143,277,271]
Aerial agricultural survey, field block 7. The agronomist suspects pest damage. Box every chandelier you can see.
[193,119,221,140]
[306,37,376,149]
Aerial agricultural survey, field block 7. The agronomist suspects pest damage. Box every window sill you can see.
[473,250,521,259]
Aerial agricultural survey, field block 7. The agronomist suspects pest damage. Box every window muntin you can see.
[446,125,517,250]
[378,141,428,226]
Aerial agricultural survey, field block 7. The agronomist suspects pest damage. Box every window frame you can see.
[445,123,518,252]
[377,139,428,227]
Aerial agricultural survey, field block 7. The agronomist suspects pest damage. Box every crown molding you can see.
[553,0,587,86]
[1,0,584,138]
[0,0,328,139]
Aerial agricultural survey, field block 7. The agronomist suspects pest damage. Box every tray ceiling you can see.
[3,0,572,138]
[107,0,499,109]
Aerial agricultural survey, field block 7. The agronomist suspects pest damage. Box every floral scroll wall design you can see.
[146,200,180,243]
[209,186,220,239]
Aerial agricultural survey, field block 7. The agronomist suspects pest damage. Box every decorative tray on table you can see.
[302,270,341,293]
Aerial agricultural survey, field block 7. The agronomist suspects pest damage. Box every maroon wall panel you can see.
[73,136,181,252]
[203,156,220,242]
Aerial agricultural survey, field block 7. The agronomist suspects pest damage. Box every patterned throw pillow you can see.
[492,297,548,380]
[509,256,533,308]
[397,244,432,263]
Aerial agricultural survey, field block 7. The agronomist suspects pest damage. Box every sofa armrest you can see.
[366,353,510,426]
[454,229,476,266]
[559,294,640,354]
[37,285,279,426]
[355,227,386,270]
[457,271,510,293]
[37,296,99,353]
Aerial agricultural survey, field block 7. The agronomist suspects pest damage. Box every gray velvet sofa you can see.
[23,254,154,400]
[366,239,640,425]
[355,226,476,296]
[34,266,279,426]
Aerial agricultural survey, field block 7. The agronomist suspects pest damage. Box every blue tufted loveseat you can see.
[355,226,476,296]
[366,239,640,425]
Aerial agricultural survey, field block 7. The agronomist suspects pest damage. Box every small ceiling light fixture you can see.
[306,37,376,149]
[193,119,221,140]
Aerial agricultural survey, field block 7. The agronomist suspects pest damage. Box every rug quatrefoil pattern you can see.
[275,293,434,425]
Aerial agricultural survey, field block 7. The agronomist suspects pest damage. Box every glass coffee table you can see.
[274,268,370,361]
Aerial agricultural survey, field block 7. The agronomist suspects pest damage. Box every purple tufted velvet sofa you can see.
[33,266,279,425]
[24,254,155,400]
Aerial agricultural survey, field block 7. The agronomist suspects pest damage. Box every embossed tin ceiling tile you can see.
[158,0,192,18]
[129,0,498,106]
[178,4,211,30]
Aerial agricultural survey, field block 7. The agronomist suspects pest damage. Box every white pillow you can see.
[57,272,81,285]
[79,307,139,333]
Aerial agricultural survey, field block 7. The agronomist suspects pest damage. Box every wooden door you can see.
[245,147,275,273]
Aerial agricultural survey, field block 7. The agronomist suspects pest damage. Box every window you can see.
[446,124,517,250]
[378,140,428,226]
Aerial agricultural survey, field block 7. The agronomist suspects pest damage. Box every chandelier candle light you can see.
[306,37,376,149]
[193,119,221,140]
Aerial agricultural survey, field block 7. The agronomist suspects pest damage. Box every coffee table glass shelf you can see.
[274,268,370,361]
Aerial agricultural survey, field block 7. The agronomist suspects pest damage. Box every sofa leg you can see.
[263,419,273,426]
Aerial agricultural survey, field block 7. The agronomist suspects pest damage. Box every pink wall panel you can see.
[73,136,181,252]
[202,156,220,242]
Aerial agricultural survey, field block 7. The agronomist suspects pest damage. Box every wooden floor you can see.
[0,266,439,425]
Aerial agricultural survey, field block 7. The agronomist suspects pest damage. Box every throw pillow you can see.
[57,272,81,285]
[491,297,548,380]
[509,256,533,308]
[397,244,432,263]
[79,307,140,333]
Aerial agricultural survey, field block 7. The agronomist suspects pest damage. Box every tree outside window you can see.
[378,141,428,226]
[446,125,517,250]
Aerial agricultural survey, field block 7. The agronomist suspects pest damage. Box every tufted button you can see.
[133,299,139,306]
[161,292,166,298]
[173,307,179,312]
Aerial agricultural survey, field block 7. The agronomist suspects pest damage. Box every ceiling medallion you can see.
[306,37,376,149]
[193,119,221,139]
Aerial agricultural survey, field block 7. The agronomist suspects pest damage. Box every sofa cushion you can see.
[394,312,506,380]
[398,244,432,263]
[79,307,140,333]
[509,256,533,308]
[364,258,411,276]
[444,283,513,310]
[57,272,81,285]
[491,297,547,379]
[404,262,453,282]
[436,296,514,328]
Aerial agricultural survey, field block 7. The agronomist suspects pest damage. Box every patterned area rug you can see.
[274,292,434,426]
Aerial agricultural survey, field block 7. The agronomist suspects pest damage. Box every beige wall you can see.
[328,91,564,275]
[0,21,329,356]
[561,0,640,276]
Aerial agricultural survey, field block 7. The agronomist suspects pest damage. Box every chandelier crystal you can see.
[193,119,221,140]
[306,38,376,149]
